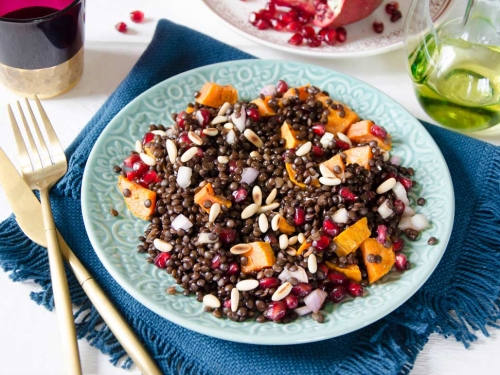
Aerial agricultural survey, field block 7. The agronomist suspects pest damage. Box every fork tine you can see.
[34,95,65,163]
[7,104,39,174]
[25,97,52,166]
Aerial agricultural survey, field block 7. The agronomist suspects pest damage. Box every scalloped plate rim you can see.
[81,59,454,345]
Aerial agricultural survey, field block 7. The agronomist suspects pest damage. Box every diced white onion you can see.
[171,214,193,231]
[377,200,394,219]
[411,214,430,231]
[390,155,402,165]
[240,167,259,185]
[304,289,327,313]
[260,84,276,97]
[392,181,410,206]
[177,166,192,188]
[226,129,236,145]
[231,110,246,133]
[278,266,308,284]
[320,132,334,148]
[294,305,313,316]
[332,208,349,224]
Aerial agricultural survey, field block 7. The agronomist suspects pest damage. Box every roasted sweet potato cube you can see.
[321,154,345,178]
[285,163,320,190]
[296,240,312,255]
[333,217,371,257]
[250,96,278,116]
[194,182,232,213]
[360,238,396,284]
[316,93,359,135]
[118,175,156,220]
[195,82,238,108]
[282,85,311,101]
[278,216,295,235]
[325,262,362,283]
[241,242,277,274]
[344,146,373,170]
[347,120,392,151]
[281,122,302,149]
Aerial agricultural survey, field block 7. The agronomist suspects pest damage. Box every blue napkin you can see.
[1,20,500,375]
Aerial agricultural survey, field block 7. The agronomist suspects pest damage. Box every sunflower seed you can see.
[279,234,288,250]
[258,213,269,233]
[166,139,177,164]
[236,279,259,292]
[243,129,264,148]
[252,186,262,206]
[140,153,156,166]
[203,294,220,308]
[265,188,277,205]
[308,253,318,273]
[295,141,312,157]
[188,131,203,145]
[180,147,198,162]
[209,203,220,223]
[376,177,397,194]
[230,244,252,255]
[241,203,259,219]
[153,238,172,252]
[257,202,280,214]
[231,287,239,312]
[271,281,292,301]
[218,102,231,116]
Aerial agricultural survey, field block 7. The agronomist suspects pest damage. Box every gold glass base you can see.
[0,48,84,99]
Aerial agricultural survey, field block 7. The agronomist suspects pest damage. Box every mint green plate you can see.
[81,60,454,345]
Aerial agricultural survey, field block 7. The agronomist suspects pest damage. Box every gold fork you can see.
[8,96,82,375]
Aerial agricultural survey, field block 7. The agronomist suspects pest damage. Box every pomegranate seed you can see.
[196,108,211,127]
[317,263,329,276]
[385,1,399,14]
[377,224,388,244]
[395,253,409,270]
[301,26,316,39]
[393,199,405,215]
[246,107,260,121]
[140,170,160,187]
[347,281,364,297]
[340,187,357,201]
[288,33,304,46]
[370,124,388,139]
[176,111,187,129]
[286,20,303,32]
[270,18,286,31]
[115,22,127,33]
[123,154,141,168]
[373,21,384,34]
[386,171,398,180]
[211,254,221,269]
[264,2,276,15]
[391,10,403,22]
[264,233,278,245]
[255,19,270,30]
[291,283,313,297]
[130,10,144,23]
[132,161,148,176]
[312,124,326,136]
[276,80,288,95]
[318,28,328,41]
[219,228,237,246]
[126,170,138,181]
[178,132,192,145]
[264,301,287,321]
[142,132,155,145]
[392,237,405,252]
[313,235,330,251]
[312,145,324,158]
[398,176,413,191]
[307,37,321,48]
[196,147,203,158]
[154,252,171,269]
[285,294,299,309]
[323,219,341,237]
[335,139,350,150]
[279,10,299,23]
[248,12,261,25]
[232,187,248,203]
[258,10,274,22]
[297,12,313,24]
[293,207,306,226]
[324,29,337,46]
[327,271,348,285]
[336,27,347,43]
[228,160,237,173]
[226,262,240,275]
[259,277,281,289]
[223,299,231,309]
[329,285,347,303]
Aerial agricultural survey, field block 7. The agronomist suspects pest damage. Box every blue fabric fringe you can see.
[0,20,499,375]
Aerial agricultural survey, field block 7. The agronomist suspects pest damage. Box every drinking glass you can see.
[0,0,85,98]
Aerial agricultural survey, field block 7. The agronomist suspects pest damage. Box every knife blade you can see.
[0,147,161,375]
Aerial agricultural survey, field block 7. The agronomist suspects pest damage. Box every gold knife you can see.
[0,147,162,375]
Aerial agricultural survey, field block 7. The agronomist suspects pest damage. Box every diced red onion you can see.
[377,200,394,219]
[240,167,259,185]
[332,208,349,224]
[278,266,308,284]
[294,305,313,316]
[304,289,327,313]
[177,166,192,188]
[390,155,402,165]
[260,84,276,97]
[171,214,193,231]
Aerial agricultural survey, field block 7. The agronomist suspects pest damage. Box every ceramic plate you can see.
[202,0,454,58]
[81,60,454,345]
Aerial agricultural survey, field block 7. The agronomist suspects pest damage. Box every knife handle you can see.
[57,233,162,375]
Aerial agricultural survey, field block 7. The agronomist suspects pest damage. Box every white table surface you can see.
[0,1,499,374]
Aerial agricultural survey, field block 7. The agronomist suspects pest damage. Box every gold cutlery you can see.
[8,96,81,374]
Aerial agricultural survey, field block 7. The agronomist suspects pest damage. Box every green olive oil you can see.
[410,36,500,131]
